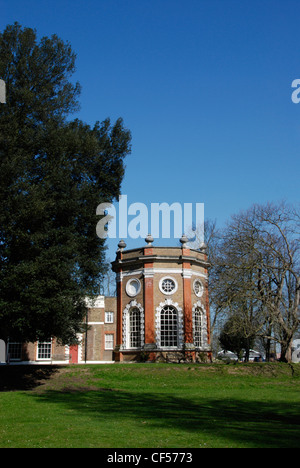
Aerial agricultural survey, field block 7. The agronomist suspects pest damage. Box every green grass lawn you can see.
[0,362,299,448]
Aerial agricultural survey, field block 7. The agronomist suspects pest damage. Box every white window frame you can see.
[192,302,208,349]
[128,307,142,349]
[159,276,178,295]
[155,299,184,349]
[105,311,114,323]
[160,305,179,348]
[193,279,204,298]
[193,308,204,348]
[122,300,145,350]
[126,278,141,297]
[37,339,52,360]
[105,334,114,350]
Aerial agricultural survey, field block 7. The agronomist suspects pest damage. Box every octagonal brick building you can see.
[111,235,212,362]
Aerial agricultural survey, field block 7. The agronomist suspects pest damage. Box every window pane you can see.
[105,334,114,350]
[105,312,114,323]
[8,342,22,360]
[194,309,203,347]
[129,308,141,348]
[38,341,52,359]
[161,279,175,293]
[161,306,178,347]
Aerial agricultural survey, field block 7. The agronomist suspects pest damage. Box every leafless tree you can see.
[186,219,224,336]
[216,202,300,362]
[100,260,117,297]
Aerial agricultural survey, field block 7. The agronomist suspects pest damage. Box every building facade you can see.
[111,235,211,362]
[0,235,211,365]
[0,296,117,364]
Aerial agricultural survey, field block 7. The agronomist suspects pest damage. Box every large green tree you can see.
[0,23,131,344]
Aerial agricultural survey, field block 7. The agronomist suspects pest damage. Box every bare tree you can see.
[216,202,300,362]
[100,260,117,297]
[186,219,223,335]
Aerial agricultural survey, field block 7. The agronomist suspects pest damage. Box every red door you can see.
[69,345,78,363]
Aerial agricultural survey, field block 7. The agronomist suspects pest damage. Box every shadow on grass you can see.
[0,365,61,391]
[29,387,300,448]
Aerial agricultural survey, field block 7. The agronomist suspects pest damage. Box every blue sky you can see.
[1,0,300,259]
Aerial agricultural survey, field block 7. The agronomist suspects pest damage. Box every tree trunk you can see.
[280,341,292,363]
[265,337,272,362]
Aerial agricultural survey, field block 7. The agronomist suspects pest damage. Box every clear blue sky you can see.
[1,0,299,259]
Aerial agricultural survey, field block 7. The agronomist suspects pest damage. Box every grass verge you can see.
[0,362,299,448]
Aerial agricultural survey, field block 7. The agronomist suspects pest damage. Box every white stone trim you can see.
[159,276,178,295]
[119,268,207,279]
[125,278,142,297]
[122,300,145,350]
[181,269,193,279]
[192,301,209,350]
[193,278,204,297]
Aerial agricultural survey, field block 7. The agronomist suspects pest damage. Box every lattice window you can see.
[122,300,144,350]
[129,307,141,348]
[194,308,204,347]
[8,342,22,360]
[161,278,176,294]
[37,340,52,360]
[160,305,178,347]
[192,302,208,349]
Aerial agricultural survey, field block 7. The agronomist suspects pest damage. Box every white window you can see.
[105,311,114,323]
[123,300,145,350]
[37,340,52,360]
[159,276,178,295]
[160,305,178,347]
[129,307,141,348]
[194,308,204,348]
[105,334,114,350]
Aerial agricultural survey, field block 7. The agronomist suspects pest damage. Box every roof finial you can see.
[117,239,126,252]
[180,234,189,248]
[145,233,154,246]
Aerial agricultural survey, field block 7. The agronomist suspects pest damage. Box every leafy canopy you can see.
[0,23,131,343]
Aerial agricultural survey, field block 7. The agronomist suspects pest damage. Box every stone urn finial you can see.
[145,233,154,246]
[199,242,207,253]
[117,239,126,252]
[180,234,189,247]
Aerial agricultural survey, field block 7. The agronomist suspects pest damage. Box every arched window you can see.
[193,307,204,348]
[192,303,208,349]
[122,300,144,350]
[129,307,141,348]
[160,305,178,347]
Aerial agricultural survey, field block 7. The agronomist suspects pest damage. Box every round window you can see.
[159,277,178,295]
[126,278,141,297]
[193,279,204,297]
